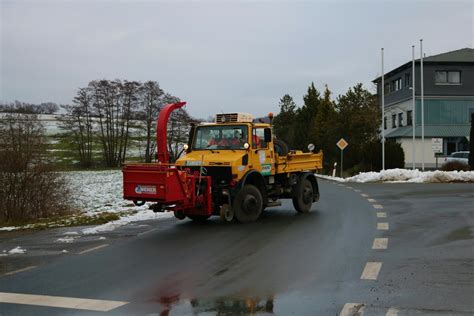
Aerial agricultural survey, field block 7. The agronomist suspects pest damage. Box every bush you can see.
[440,161,470,171]
[0,113,71,223]
[360,138,405,172]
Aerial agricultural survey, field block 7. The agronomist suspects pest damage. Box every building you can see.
[373,47,474,169]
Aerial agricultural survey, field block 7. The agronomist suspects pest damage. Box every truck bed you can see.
[275,150,323,174]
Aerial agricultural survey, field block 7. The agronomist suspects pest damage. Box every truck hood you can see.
[176,150,247,167]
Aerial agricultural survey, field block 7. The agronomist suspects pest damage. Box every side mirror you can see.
[264,128,272,143]
[186,124,195,153]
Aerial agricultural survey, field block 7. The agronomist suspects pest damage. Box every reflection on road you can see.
[157,294,275,315]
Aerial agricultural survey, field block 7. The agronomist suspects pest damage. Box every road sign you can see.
[431,138,443,154]
[336,138,348,178]
[337,138,348,151]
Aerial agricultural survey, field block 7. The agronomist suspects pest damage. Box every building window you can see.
[398,113,403,127]
[435,71,461,84]
[384,116,387,130]
[384,83,390,94]
[404,74,410,87]
[392,114,396,128]
[393,78,402,91]
[469,108,474,122]
[407,110,413,126]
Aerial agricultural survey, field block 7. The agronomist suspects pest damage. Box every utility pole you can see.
[412,45,416,170]
[381,48,385,170]
[420,39,425,171]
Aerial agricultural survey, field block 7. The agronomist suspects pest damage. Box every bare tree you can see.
[139,81,164,162]
[0,113,70,223]
[60,88,94,167]
[167,107,198,162]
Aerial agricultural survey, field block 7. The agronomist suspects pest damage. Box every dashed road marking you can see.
[373,204,383,209]
[0,292,128,312]
[340,302,365,316]
[377,222,389,230]
[361,262,382,280]
[347,186,353,189]
[386,307,399,316]
[376,212,387,218]
[78,244,108,255]
[372,238,388,250]
[361,193,369,197]
[354,189,361,192]
[368,198,376,203]
[4,266,37,276]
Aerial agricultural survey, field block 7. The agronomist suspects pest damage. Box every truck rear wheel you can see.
[234,184,263,223]
[292,179,313,213]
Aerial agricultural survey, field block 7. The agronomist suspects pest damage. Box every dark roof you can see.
[385,124,470,138]
[373,48,474,82]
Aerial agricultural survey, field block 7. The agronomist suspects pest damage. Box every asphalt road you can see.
[0,180,473,315]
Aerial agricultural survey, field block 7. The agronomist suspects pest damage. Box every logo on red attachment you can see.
[135,185,157,194]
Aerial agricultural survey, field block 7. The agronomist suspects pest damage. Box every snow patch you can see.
[82,210,172,235]
[317,169,474,183]
[56,236,76,243]
[8,246,26,254]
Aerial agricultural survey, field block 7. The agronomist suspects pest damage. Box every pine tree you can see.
[273,94,297,147]
[294,82,321,150]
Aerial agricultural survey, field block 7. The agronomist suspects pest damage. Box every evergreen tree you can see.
[294,82,321,150]
[273,94,297,146]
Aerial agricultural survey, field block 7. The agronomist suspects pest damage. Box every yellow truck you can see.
[123,102,323,223]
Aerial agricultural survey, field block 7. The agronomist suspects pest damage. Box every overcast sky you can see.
[1,0,473,118]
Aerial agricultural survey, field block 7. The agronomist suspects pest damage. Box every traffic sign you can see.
[337,138,348,150]
[431,138,443,154]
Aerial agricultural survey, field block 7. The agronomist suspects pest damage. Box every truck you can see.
[122,101,323,223]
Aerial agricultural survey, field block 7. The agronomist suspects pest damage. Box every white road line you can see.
[0,292,128,312]
[377,222,389,230]
[361,262,382,280]
[373,204,384,209]
[354,189,361,192]
[361,193,369,197]
[340,302,365,316]
[386,307,399,316]
[347,186,353,189]
[368,198,376,203]
[376,212,387,218]
[78,244,108,255]
[4,266,37,276]
[372,238,388,250]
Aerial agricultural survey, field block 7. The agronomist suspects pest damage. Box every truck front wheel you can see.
[292,179,313,213]
[234,185,263,223]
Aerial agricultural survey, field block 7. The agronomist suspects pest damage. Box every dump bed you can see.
[275,151,323,174]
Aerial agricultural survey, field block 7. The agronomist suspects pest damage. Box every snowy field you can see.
[0,170,173,233]
[317,168,474,183]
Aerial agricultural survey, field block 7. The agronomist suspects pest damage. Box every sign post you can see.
[432,138,443,169]
[337,138,349,178]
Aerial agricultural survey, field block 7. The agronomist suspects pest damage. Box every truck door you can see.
[252,127,274,176]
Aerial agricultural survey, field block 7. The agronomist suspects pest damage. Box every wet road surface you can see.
[0,180,473,315]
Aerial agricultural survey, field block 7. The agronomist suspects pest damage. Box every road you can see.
[0,180,473,315]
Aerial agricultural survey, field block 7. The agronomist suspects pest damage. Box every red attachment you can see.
[156,101,187,163]
[123,163,213,216]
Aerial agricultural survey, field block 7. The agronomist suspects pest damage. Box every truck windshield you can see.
[194,125,248,150]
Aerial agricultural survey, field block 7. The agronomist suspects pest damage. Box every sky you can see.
[1,0,473,118]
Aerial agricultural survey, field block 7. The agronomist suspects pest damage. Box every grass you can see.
[0,211,137,232]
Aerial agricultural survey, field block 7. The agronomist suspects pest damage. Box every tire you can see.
[187,215,210,222]
[273,139,289,156]
[174,211,186,220]
[220,204,234,222]
[233,184,263,223]
[292,178,313,213]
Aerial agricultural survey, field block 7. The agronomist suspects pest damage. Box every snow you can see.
[0,226,17,232]
[8,246,26,254]
[56,236,76,243]
[63,231,79,236]
[67,170,151,215]
[82,210,172,235]
[317,169,474,183]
